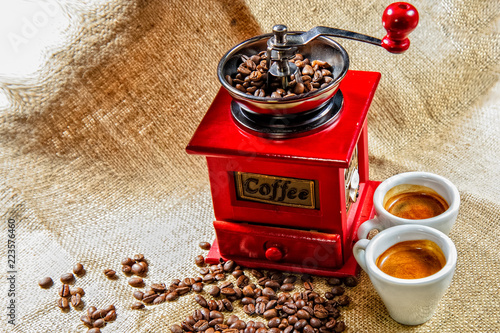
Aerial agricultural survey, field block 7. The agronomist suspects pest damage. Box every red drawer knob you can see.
[265,247,284,261]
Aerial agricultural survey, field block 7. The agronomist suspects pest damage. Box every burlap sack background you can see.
[0,0,498,332]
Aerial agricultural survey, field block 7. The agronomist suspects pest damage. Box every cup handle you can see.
[357,216,383,239]
[353,239,370,271]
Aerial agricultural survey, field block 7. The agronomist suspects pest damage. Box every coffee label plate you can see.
[235,172,317,209]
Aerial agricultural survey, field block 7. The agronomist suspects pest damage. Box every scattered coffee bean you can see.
[88,306,97,317]
[128,277,144,288]
[304,281,314,290]
[331,286,345,296]
[199,242,211,250]
[59,284,70,297]
[131,263,145,276]
[232,269,244,278]
[327,277,342,286]
[281,283,294,291]
[70,286,85,296]
[251,269,264,279]
[301,274,313,282]
[344,275,358,287]
[122,265,132,274]
[137,261,148,271]
[122,257,135,266]
[131,302,145,310]
[194,295,208,308]
[81,315,93,328]
[60,273,75,284]
[38,277,53,289]
[192,282,204,293]
[57,297,69,310]
[78,305,116,331]
[133,291,144,300]
[73,263,85,276]
[263,308,278,320]
[151,283,166,292]
[104,305,115,312]
[223,260,236,272]
[104,269,117,279]
[71,294,82,308]
[134,254,145,262]
[243,303,255,315]
[93,318,105,328]
[88,328,101,333]
[91,309,107,320]
[142,293,157,304]
[202,274,215,284]
[104,310,117,321]
[337,295,350,306]
[166,291,179,301]
[154,294,166,304]
[334,320,346,332]
[195,255,205,267]
[170,324,183,333]
[176,286,191,295]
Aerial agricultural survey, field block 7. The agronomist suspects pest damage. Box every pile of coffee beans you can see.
[127,255,237,310]
[38,262,119,332]
[166,244,356,333]
[175,268,351,332]
[52,269,85,312]
[226,53,334,98]
[122,254,149,276]
[38,246,358,333]
[80,305,117,332]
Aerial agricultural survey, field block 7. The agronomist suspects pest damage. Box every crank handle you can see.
[271,2,419,54]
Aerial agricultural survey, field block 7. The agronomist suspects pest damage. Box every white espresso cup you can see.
[353,224,457,325]
[357,172,460,239]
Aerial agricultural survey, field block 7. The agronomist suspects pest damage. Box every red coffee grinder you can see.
[187,3,418,277]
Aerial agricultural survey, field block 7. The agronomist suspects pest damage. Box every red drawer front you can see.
[214,220,343,269]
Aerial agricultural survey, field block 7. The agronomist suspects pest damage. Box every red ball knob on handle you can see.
[382,2,419,53]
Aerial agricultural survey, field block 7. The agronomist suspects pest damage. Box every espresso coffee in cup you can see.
[357,172,460,239]
[353,225,457,325]
[383,184,449,220]
[376,239,446,279]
